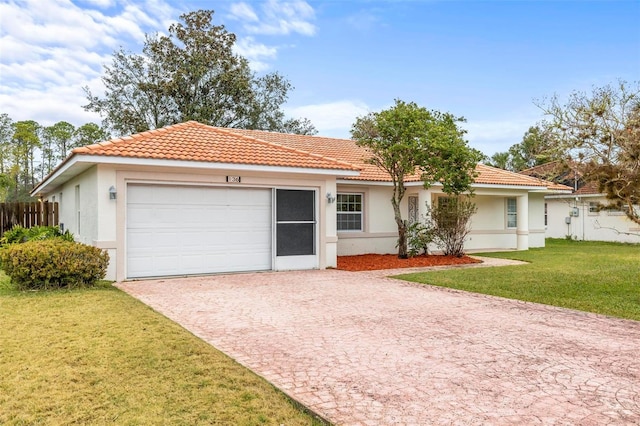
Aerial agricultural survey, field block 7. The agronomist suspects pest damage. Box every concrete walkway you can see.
[117,265,640,425]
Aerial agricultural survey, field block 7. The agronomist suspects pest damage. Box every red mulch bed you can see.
[337,253,482,271]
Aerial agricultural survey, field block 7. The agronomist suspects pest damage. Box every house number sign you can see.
[226,176,241,183]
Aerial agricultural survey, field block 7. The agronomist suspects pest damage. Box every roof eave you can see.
[32,154,360,197]
[337,179,552,191]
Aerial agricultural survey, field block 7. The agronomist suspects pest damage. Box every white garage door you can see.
[127,184,272,278]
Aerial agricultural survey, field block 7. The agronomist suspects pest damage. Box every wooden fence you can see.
[0,201,59,237]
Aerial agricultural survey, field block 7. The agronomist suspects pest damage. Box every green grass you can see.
[0,275,324,425]
[396,239,640,321]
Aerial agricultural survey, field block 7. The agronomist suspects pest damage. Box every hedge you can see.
[0,239,109,290]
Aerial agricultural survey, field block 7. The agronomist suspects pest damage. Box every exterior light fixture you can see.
[109,186,117,200]
[326,192,336,204]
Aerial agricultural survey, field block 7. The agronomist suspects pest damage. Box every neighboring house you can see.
[521,162,640,243]
[32,121,569,281]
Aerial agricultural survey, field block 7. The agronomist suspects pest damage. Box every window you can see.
[544,202,547,226]
[506,198,517,228]
[438,196,455,209]
[337,193,362,231]
[408,195,419,224]
[589,202,600,214]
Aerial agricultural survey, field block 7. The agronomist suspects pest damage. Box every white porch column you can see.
[517,193,529,250]
[324,179,338,268]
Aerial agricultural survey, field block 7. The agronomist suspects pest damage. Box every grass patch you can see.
[396,239,640,321]
[0,273,323,425]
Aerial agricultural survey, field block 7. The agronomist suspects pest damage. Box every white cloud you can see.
[0,0,181,127]
[287,100,370,138]
[346,10,382,33]
[234,36,278,72]
[463,118,534,157]
[229,3,259,22]
[229,0,316,36]
[81,0,114,7]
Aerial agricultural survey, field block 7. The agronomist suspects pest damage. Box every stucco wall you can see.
[336,184,397,255]
[527,193,546,248]
[336,184,546,255]
[546,196,640,244]
[48,166,98,246]
[466,194,516,250]
[101,164,339,281]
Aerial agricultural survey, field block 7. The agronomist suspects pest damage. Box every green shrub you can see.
[1,225,73,246]
[407,221,434,257]
[0,239,109,290]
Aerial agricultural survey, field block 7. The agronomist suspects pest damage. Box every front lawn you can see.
[396,239,640,321]
[0,275,322,425]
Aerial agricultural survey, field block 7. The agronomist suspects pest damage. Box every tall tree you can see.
[488,126,555,171]
[48,122,76,162]
[538,80,640,225]
[85,10,316,136]
[41,121,76,178]
[0,114,15,200]
[10,120,41,201]
[73,123,110,150]
[489,151,509,170]
[351,100,482,258]
[0,113,14,175]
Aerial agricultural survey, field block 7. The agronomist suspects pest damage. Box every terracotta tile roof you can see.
[475,164,558,188]
[224,128,393,181]
[574,181,601,195]
[70,122,568,190]
[72,121,359,172]
[226,129,567,189]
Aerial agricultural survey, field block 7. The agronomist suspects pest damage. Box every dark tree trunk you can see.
[391,181,408,259]
[396,216,408,259]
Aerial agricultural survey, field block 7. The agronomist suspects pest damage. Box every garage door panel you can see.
[129,228,180,245]
[230,207,271,224]
[226,188,271,205]
[127,185,272,278]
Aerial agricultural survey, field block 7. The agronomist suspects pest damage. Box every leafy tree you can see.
[538,80,640,225]
[488,151,509,170]
[10,120,41,201]
[281,117,317,136]
[73,123,110,149]
[0,115,108,201]
[0,113,14,175]
[488,126,555,171]
[41,121,75,178]
[85,10,316,136]
[48,122,76,162]
[351,99,482,258]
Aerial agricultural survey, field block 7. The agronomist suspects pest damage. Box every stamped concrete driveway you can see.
[117,266,640,425]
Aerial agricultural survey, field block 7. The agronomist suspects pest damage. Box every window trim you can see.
[336,192,363,232]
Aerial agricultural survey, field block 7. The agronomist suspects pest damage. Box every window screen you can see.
[276,189,314,222]
[276,189,315,256]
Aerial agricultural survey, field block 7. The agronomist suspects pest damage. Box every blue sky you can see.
[1,0,638,156]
